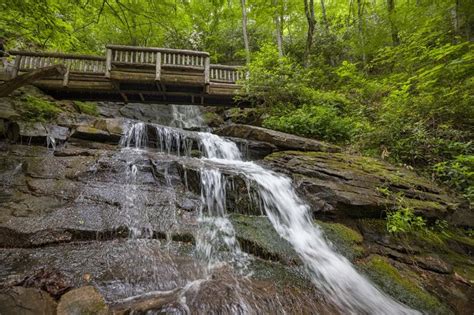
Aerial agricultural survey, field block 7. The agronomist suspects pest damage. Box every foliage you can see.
[75,101,99,116]
[434,155,474,203]
[20,95,62,122]
[263,105,356,143]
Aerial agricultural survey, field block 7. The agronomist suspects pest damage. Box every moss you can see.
[18,95,62,122]
[230,214,299,264]
[316,220,365,260]
[362,255,452,314]
[75,101,99,116]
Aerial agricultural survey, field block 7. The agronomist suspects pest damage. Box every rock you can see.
[57,286,108,315]
[6,122,69,143]
[216,124,340,153]
[360,255,452,314]
[230,214,300,264]
[315,220,365,261]
[15,268,73,298]
[264,151,463,223]
[414,255,453,274]
[0,287,57,315]
[230,137,277,159]
[71,125,120,143]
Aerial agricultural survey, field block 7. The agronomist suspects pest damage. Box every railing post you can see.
[12,55,21,78]
[155,52,161,81]
[105,48,112,78]
[62,64,70,87]
[204,56,210,93]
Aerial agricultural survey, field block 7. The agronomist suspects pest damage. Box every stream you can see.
[116,105,419,314]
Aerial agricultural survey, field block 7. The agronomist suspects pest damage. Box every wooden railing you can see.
[10,51,106,76]
[210,64,243,83]
[8,46,243,85]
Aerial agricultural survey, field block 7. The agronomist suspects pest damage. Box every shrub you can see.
[434,155,474,203]
[262,104,357,143]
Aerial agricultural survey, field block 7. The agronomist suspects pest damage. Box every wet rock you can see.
[0,286,57,315]
[360,255,453,314]
[57,286,108,315]
[230,214,300,264]
[7,122,69,143]
[15,268,73,298]
[71,125,119,143]
[264,151,463,223]
[230,137,277,159]
[216,124,340,153]
[316,220,365,261]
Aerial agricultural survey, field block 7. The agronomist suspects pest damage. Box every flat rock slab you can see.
[264,151,464,223]
[216,124,341,153]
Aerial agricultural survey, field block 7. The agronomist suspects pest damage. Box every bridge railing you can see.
[210,64,243,83]
[9,51,106,77]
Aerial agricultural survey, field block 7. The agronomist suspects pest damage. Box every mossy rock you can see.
[202,111,224,127]
[75,101,99,116]
[230,214,299,264]
[316,220,365,261]
[361,255,452,314]
[15,95,62,122]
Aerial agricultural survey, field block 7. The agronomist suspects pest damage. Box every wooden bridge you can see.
[1,45,246,106]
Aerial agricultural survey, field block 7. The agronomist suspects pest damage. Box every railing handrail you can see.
[9,50,105,61]
[106,45,209,57]
[210,64,243,71]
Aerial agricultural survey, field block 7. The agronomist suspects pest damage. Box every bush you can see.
[434,155,474,203]
[20,95,62,122]
[262,104,357,143]
[75,101,99,116]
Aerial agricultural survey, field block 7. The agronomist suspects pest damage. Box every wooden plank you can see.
[155,52,161,81]
[12,55,21,78]
[62,64,70,87]
[204,56,210,87]
[9,50,104,61]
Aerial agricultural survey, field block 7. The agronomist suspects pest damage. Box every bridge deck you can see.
[3,45,246,106]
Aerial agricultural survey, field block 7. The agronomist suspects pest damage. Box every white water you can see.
[121,117,420,314]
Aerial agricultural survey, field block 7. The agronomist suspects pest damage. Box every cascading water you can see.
[119,110,420,314]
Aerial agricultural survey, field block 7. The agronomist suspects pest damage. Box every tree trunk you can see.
[240,0,251,64]
[273,0,284,57]
[357,0,367,65]
[303,0,316,66]
[320,0,329,33]
[0,65,66,97]
[387,0,400,45]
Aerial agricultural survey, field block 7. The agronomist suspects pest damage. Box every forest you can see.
[1,0,473,201]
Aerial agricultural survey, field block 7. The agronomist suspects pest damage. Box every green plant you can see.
[386,194,426,234]
[262,104,357,143]
[21,95,62,122]
[75,101,99,116]
[433,155,474,203]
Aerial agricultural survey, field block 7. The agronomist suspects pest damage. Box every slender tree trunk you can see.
[320,0,329,33]
[240,0,251,64]
[303,0,316,66]
[273,0,284,56]
[357,0,367,65]
[387,0,400,45]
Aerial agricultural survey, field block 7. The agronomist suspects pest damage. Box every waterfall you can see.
[119,115,420,314]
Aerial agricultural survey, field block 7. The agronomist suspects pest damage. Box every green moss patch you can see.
[75,101,99,116]
[316,220,365,260]
[230,214,299,264]
[18,95,62,122]
[361,255,452,314]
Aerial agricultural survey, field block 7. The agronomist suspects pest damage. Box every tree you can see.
[387,0,399,45]
[240,0,251,64]
[273,0,284,56]
[303,0,316,66]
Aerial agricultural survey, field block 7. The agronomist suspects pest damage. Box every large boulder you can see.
[216,124,340,153]
[70,118,124,143]
[0,287,57,315]
[57,286,108,315]
[264,151,466,224]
